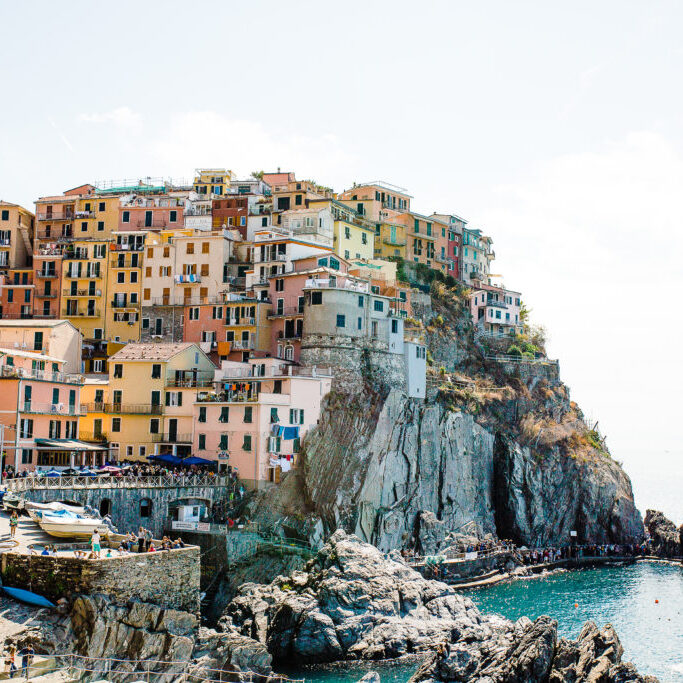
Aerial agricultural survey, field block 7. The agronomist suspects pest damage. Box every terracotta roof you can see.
[109,342,197,362]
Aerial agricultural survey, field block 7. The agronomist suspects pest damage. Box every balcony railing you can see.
[268,306,304,317]
[151,432,193,444]
[111,300,140,309]
[147,295,230,307]
[79,431,109,442]
[82,402,163,415]
[135,219,178,228]
[110,243,145,251]
[231,339,254,350]
[37,291,58,298]
[225,317,255,326]
[37,211,74,221]
[166,376,215,388]
[485,299,508,309]
[216,365,333,380]
[36,230,73,240]
[64,270,101,279]
[63,288,102,297]
[383,236,406,246]
[303,278,370,293]
[65,309,100,318]
[175,275,202,284]
[0,366,83,384]
[21,402,83,416]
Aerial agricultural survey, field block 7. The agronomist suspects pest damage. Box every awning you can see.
[34,439,109,451]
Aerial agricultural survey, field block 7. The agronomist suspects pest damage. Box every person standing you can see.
[9,511,18,539]
[19,645,33,680]
[137,527,146,553]
[90,530,101,559]
[5,645,17,678]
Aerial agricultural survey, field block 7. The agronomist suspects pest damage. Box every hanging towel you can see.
[279,426,300,440]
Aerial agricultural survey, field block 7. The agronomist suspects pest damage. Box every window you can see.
[202,242,210,253]
[344,250,350,259]
[391,319,398,333]
[373,300,384,312]
[93,359,104,372]
[336,314,346,328]
[198,406,207,423]
[344,226,351,239]
[270,407,279,423]
[1,210,8,221]
[117,272,125,284]
[113,364,123,378]
[242,434,252,451]
[289,408,304,424]
[7,290,12,303]
[295,194,302,205]
[122,210,130,223]
[219,406,229,422]
[219,433,228,450]
[189,307,199,321]
[150,418,159,434]
[21,449,32,465]
[127,446,134,457]
[151,364,161,379]
[275,278,284,292]
[186,242,194,254]
[169,210,177,223]
[139,446,146,458]
[362,233,367,245]
[311,291,322,305]
[20,419,33,438]
[140,499,152,518]
[81,221,87,232]
[212,306,223,319]
[357,317,362,330]
[243,406,253,423]
[198,434,206,450]
[111,418,121,432]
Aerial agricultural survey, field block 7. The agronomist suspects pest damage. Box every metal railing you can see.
[231,339,254,350]
[63,288,101,297]
[64,308,100,317]
[81,402,163,415]
[111,300,140,308]
[217,365,333,380]
[268,306,304,317]
[0,365,83,384]
[5,473,235,492]
[151,432,193,444]
[166,376,215,388]
[485,354,559,366]
[37,211,74,221]
[21,401,82,416]
[79,431,108,442]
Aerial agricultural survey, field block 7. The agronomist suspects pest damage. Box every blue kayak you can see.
[2,585,55,608]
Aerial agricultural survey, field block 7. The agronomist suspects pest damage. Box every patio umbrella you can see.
[98,465,121,473]
[148,453,183,465]
[180,456,214,465]
[78,469,97,477]
[45,470,62,477]
[61,468,79,476]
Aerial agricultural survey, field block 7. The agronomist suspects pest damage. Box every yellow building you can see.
[61,239,110,340]
[106,232,146,343]
[220,299,272,362]
[306,199,375,261]
[72,194,121,241]
[81,342,216,462]
[374,220,408,260]
[193,168,234,197]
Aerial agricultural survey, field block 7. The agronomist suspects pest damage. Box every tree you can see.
[251,170,264,180]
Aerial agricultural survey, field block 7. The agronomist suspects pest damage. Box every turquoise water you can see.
[279,562,683,683]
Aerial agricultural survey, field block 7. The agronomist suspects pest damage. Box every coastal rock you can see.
[223,530,487,663]
[410,617,659,683]
[644,509,682,557]
[355,673,381,683]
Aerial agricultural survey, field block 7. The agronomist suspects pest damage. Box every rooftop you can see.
[109,342,197,362]
[0,319,74,328]
[0,348,64,363]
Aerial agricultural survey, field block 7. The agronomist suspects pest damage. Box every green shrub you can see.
[507,345,523,357]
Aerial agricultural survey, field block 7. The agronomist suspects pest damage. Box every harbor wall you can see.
[0,546,201,613]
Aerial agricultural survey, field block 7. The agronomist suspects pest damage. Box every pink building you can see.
[470,284,523,336]
[192,358,332,488]
[0,350,104,472]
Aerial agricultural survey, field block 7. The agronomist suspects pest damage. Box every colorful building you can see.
[461,228,495,284]
[0,269,35,320]
[83,342,216,462]
[470,284,522,335]
[192,357,332,487]
[0,202,34,273]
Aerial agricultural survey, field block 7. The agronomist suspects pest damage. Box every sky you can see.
[1,1,681,517]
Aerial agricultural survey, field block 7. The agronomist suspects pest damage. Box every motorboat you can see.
[38,515,114,539]
[2,493,25,513]
[25,501,87,523]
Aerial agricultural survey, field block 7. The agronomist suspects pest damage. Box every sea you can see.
[280,562,683,683]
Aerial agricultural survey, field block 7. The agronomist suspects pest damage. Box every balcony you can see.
[37,291,58,298]
[35,270,58,279]
[278,332,302,341]
[134,219,177,229]
[111,300,140,309]
[0,366,83,384]
[383,236,406,247]
[166,375,215,388]
[74,210,96,219]
[21,402,83,416]
[231,339,254,350]
[64,270,101,279]
[0,313,34,319]
[225,317,255,327]
[110,256,141,268]
[79,431,108,443]
[303,278,370,293]
[36,230,74,242]
[147,295,229,307]
[82,403,163,415]
[268,306,304,318]
[111,243,144,252]
[486,299,508,309]
[65,309,100,318]
[37,211,74,221]
[175,274,201,284]
[63,288,102,297]
[63,251,90,260]
[151,432,193,444]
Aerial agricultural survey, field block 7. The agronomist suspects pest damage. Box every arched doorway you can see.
[99,498,111,516]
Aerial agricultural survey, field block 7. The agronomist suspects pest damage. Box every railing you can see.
[21,402,82,416]
[65,308,100,317]
[37,211,74,221]
[231,339,254,350]
[485,354,559,366]
[23,654,304,683]
[485,299,508,309]
[74,210,95,219]
[110,243,144,251]
[111,300,140,309]
[110,256,141,268]
[175,274,202,284]
[37,290,58,298]
[135,218,179,228]
[166,376,215,388]
[81,402,163,415]
[79,431,108,442]
[383,236,407,246]
[36,230,73,240]
[63,251,90,260]
[152,432,193,444]
[63,288,101,297]
[303,278,370,293]
[5,473,235,492]
[217,365,333,380]
[0,365,83,384]
[64,269,101,279]
[148,295,232,307]
[268,306,304,317]
[225,317,255,326]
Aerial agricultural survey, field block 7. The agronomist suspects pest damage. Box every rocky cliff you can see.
[644,509,682,557]
[253,283,643,550]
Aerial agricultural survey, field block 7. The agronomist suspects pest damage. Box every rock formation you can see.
[644,509,682,557]
[410,617,659,683]
[250,284,644,552]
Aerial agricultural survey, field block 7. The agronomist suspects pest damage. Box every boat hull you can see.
[39,521,112,539]
[2,585,55,608]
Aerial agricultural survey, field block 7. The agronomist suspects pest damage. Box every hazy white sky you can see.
[1,1,681,494]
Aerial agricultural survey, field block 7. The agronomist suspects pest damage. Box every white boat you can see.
[39,515,114,539]
[25,501,87,523]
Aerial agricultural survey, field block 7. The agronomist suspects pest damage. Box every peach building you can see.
[0,349,96,472]
[192,357,332,487]
[118,195,185,231]
[0,202,34,272]
[33,252,63,319]
[0,269,35,320]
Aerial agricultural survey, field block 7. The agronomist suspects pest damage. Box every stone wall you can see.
[22,483,231,537]
[140,305,184,343]
[1,546,201,613]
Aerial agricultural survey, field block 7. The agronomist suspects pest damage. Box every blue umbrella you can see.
[45,470,62,477]
[180,456,214,465]
[78,469,97,476]
[148,453,183,465]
